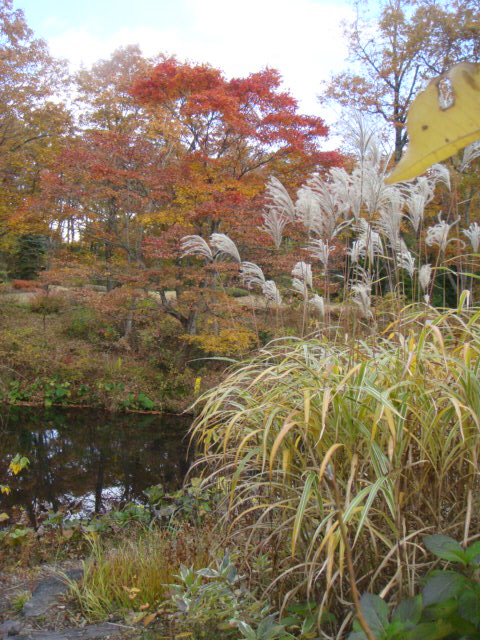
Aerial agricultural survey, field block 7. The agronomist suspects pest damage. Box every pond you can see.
[0,407,192,526]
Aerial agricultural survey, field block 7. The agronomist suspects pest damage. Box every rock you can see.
[0,618,23,636]
[21,570,83,619]
[14,623,125,639]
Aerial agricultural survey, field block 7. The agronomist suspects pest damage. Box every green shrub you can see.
[348,535,480,639]
[30,293,65,315]
[64,306,102,339]
[13,234,48,279]
[224,286,250,298]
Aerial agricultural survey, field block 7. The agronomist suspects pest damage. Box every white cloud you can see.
[48,0,352,126]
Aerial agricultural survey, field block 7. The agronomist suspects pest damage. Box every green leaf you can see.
[403,620,455,640]
[197,568,218,578]
[465,541,480,566]
[422,572,466,606]
[359,593,389,637]
[392,595,422,625]
[137,393,154,410]
[237,620,256,640]
[422,535,468,565]
[458,586,480,626]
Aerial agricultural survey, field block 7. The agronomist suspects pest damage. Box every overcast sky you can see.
[15,0,354,123]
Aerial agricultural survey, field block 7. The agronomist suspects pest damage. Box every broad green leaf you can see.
[291,472,317,557]
[403,619,455,640]
[392,595,422,625]
[422,535,468,565]
[197,568,218,578]
[422,572,465,606]
[359,593,389,637]
[236,620,256,640]
[458,586,480,626]
[386,62,480,184]
[465,540,480,566]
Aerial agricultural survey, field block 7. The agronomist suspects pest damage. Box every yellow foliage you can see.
[194,376,202,396]
[184,328,257,356]
[387,62,480,183]
[141,210,186,228]
[9,454,29,475]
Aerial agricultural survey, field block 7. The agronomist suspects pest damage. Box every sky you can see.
[14,0,354,123]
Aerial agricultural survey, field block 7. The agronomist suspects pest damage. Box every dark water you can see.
[0,407,192,526]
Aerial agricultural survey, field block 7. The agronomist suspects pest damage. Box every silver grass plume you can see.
[210,233,241,263]
[307,238,335,270]
[292,278,307,296]
[361,162,395,216]
[355,218,384,262]
[329,167,353,217]
[296,185,321,234]
[397,245,416,278]
[429,164,451,191]
[460,142,480,172]
[346,168,364,221]
[261,211,290,250]
[309,294,325,319]
[425,214,460,253]
[240,261,281,306]
[343,111,381,166]
[291,261,312,288]
[240,262,265,289]
[351,273,373,319]
[403,176,435,233]
[180,235,213,261]
[300,174,351,239]
[263,280,282,306]
[463,222,480,253]
[377,188,404,251]
[265,176,296,222]
[261,176,295,249]
[348,239,363,264]
[419,264,432,303]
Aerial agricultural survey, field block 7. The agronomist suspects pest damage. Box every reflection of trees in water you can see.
[0,408,191,525]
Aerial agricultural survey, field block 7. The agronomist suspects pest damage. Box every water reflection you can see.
[0,407,192,526]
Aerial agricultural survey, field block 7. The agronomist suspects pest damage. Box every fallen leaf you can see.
[143,612,158,626]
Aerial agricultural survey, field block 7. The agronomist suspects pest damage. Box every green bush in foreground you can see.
[349,535,480,639]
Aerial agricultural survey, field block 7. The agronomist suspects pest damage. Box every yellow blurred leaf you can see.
[387,62,480,184]
[0,512,9,522]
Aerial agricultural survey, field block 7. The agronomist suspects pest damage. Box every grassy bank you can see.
[0,289,212,412]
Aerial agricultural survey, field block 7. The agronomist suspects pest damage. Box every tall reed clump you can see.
[190,301,480,628]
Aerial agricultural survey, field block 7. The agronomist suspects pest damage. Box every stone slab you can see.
[21,570,83,619]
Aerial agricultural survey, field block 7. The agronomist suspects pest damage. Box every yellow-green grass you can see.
[67,522,213,621]
[190,303,480,619]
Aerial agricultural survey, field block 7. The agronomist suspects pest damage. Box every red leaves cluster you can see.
[132,57,339,171]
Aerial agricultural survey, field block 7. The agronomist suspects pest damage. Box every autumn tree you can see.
[0,0,71,246]
[132,58,340,230]
[131,58,341,340]
[326,0,480,160]
[36,47,175,287]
